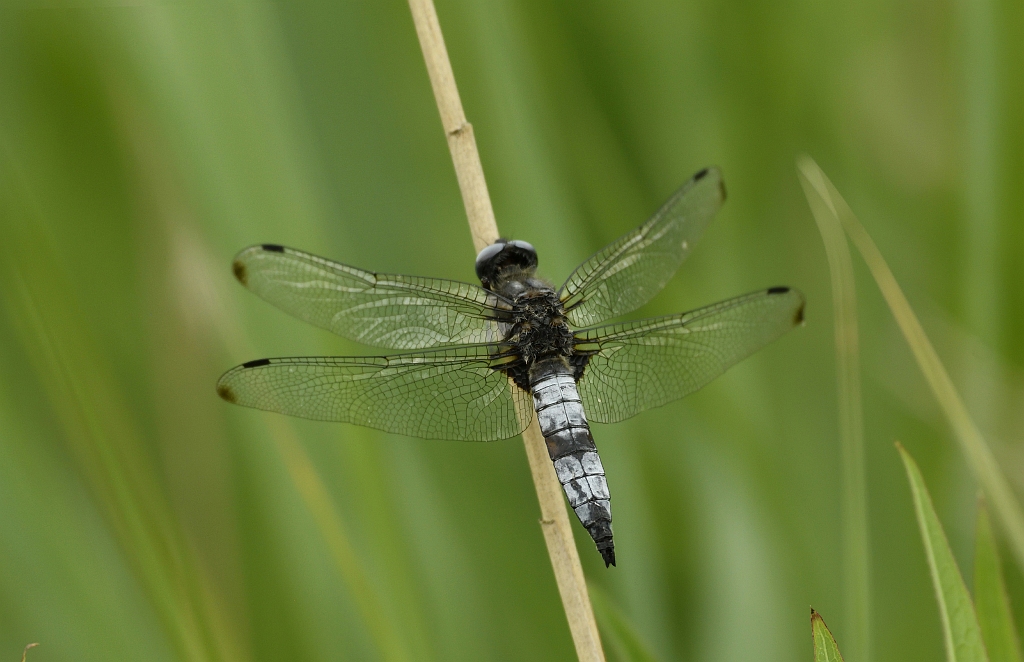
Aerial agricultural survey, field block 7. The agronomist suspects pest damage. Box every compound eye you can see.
[475,242,505,269]
[508,240,535,256]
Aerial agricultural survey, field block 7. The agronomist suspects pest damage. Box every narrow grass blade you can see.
[975,499,1023,662]
[796,156,1024,577]
[171,228,416,661]
[798,162,870,662]
[811,610,845,662]
[0,152,240,662]
[898,443,989,662]
[588,583,661,662]
[270,420,416,662]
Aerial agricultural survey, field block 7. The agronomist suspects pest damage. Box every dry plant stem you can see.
[522,423,605,657]
[407,0,605,660]
[407,0,496,252]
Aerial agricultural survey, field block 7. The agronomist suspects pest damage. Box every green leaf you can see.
[898,443,989,662]
[975,500,1024,662]
[811,610,845,662]
[588,583,661,662]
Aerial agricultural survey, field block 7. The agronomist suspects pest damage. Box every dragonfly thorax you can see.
[477,240,576,385]
[504,289,575,383]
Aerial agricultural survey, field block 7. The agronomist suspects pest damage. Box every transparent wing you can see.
[559,167,726,327]
[573,287,805,423]
[216,345,532,441]
[232,245,507,349]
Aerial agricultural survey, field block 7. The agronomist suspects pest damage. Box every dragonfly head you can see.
[475,239,538,290]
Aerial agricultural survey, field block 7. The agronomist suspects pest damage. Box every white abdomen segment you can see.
[531,364,615,566]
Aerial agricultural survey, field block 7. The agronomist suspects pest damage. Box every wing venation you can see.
[560,167,726,327]
[216,344,532,441]
[574,288,805,423]
[233,245,508,349]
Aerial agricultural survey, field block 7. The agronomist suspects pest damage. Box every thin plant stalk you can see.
[956,0,1001,498]
[167,224,412,660]
[0,155,240,662]
[798,165,870,662]
[956,0,999,348]
[406,1,606,659]
[797,156,1024,576]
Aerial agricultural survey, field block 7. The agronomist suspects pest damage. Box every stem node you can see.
[407,1,605,659]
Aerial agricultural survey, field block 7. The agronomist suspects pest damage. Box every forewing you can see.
[560,168,726,327]
[574,288,805,423]
[217,345,532,441]
[233,245,506,349]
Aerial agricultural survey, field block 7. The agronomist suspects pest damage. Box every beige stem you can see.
[406,1,606,659]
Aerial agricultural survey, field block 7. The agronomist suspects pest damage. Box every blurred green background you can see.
[1,0,1023,660]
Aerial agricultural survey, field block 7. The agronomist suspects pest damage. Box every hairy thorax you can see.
[494,276,575,391]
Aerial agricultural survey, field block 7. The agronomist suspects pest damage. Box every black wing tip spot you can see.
[693,166,726,201]
[767,286,805,325]
[216,383,237,403]
[232,259,248,285]
[242,358,272,368]
[261,243,285,253]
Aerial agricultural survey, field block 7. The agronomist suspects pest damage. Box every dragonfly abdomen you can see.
[530,360,615,567]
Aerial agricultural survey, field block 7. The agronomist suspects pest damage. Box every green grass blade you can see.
[270,422,416,662]
[796,156,1024,578]
[588,583,661,662]
[797,160,870,662]
[0,151,240,662]
[975,499,1024,662]
[173,231,417,661]
[898,443,989,662]
[811,610,845,662]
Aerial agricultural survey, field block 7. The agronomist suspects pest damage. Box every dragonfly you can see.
[217,167,805,567]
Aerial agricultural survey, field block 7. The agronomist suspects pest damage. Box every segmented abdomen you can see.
[531,363,615,566]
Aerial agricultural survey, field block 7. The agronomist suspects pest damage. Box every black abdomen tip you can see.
[261,244,285,253]
[599,544,616,568]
